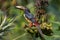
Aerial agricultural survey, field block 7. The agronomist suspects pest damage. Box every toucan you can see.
[16,6,45,40]
[16,6,40,26]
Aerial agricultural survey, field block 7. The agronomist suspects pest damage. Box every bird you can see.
[16,6,39,26]
[16,6,45,40]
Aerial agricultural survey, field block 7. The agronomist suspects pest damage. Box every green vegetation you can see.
[0,0,60,40]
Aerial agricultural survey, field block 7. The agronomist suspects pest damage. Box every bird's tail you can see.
[34,22,45,40]
[36,25,45,40]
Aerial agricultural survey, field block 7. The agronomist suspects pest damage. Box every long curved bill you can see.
[16,6,26,10]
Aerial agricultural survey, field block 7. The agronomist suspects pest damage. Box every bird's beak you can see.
[16,6,22,9]
[16,6,26,10]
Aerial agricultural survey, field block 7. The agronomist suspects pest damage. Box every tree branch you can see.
[13,33,27,40]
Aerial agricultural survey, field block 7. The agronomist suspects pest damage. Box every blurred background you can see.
[0,0,60,40]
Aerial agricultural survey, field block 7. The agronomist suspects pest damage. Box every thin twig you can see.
[13,33,27,40]
[51,21,60,25]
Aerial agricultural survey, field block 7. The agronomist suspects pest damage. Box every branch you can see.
[51,21,60,25]
[13,33,27,40]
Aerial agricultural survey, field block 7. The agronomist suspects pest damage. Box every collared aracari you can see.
[16,6,45,40]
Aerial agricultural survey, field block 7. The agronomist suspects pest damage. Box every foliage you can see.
[0,0,60,40]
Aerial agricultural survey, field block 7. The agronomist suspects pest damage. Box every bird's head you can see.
[16,6,26,10]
